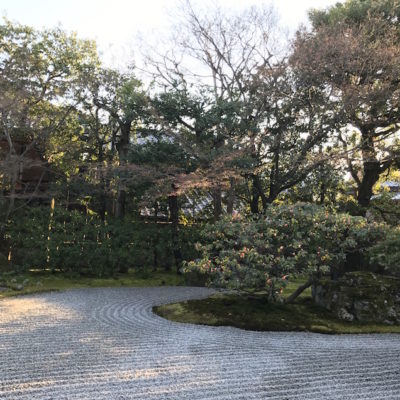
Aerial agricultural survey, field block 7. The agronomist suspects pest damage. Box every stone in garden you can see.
[313,272,400,324]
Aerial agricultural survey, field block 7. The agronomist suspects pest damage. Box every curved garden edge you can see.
[0,269,185,300]
[2,269,399,335]
[153,278,400,335]
[153,296,400,334]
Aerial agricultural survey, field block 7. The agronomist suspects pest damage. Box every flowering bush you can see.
[183,203,386,302]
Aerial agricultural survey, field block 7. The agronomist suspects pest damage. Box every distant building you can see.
[0,139,49,200]
[371,181,400,201]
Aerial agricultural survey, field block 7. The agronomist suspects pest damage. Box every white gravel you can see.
[0,286,399,399]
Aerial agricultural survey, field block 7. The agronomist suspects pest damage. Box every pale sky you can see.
[1,0,341,68]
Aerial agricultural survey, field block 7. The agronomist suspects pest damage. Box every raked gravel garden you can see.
[1,286,400,400]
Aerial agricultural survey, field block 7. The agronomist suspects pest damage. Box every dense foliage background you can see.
[0,0,399,299]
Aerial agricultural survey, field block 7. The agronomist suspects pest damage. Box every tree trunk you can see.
[97,143,108,221]
[284,276,314,304]
[168,195,182,273]
[357,162,381,208]
[250,175,268,213]
[250,183,260,214]
[5,158,18,222]
[2,131,18,223]
[212,187,222,220]
[153,202,159,271]
[356,132,381,209]
[319,181,326,204]
[99,184,107,221]
[269,139,281,205]
[115,123,131,218]
[226,178,235,215]
[115,188,126,219]
[266,187,279,205]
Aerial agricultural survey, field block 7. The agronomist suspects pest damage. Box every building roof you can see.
[381,181,400,188]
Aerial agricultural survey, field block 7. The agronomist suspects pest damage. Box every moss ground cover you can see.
[154,278,400,334]
[0,269,185,299]
[2,271,399,333]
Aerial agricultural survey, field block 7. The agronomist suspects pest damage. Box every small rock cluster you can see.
[0,276,38,292]
[313,272,400,324]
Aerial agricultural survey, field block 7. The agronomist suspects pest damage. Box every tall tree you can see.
[92,69,148,217]
[291,0,400,209]
[238,61,338,212]
[145,2,280,218]
[0,20,99,222]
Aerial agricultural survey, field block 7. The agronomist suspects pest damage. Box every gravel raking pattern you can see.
[0,287,399,399]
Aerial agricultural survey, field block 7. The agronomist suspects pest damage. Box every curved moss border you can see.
[154,293,400,334]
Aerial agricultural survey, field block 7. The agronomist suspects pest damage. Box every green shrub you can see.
[6,207,49,269]
[6,206,199,277]
[369,193,400,225]
[0,251,9,272]
[369,228,400,276]
[183,203,387,302]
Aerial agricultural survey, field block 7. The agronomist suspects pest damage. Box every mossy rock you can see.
[313,272,400,324]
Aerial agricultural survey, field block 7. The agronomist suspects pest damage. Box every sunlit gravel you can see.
[0,287,399,399]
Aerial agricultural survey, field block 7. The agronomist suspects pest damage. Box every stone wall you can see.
[312,272,400,324]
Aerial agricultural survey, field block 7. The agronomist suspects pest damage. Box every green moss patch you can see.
[0,269,185,299]
[154,293,400,334]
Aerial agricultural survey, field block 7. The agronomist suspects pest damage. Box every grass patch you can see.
[0,268,184,299]
[154,278,400,334]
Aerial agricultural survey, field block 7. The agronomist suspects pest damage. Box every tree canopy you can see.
[0,1,399,288]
